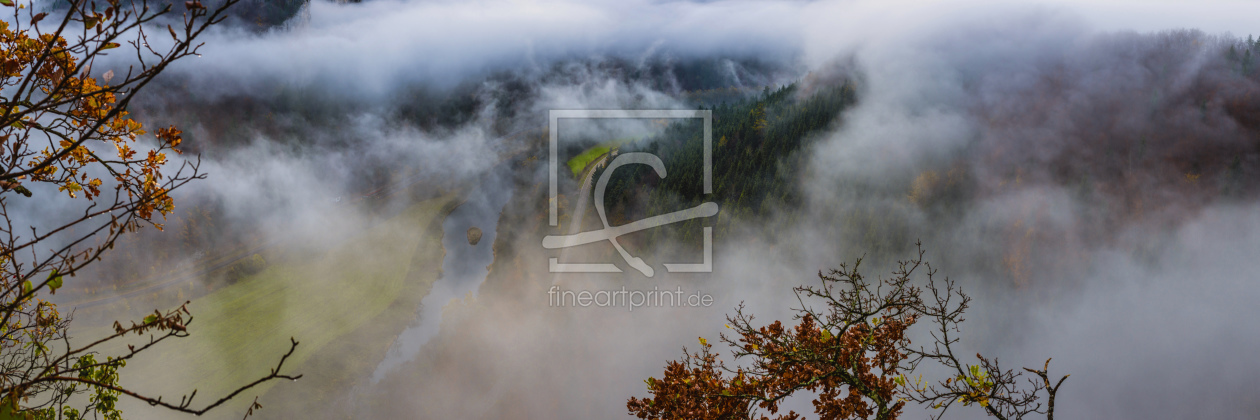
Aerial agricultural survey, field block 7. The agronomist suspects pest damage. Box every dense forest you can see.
[593,81,858,242]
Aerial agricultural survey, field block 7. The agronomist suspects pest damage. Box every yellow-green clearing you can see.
[566,138,639,177]
[566,145,610,177]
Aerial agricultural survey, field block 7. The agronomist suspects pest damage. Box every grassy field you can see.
[565,137,640,177]
[566,144,611,177]
[103,194,458,419]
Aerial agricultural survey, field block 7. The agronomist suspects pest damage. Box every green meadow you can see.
[103,195,457,419]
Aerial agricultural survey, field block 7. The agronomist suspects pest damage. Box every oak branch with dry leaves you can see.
[628,242,1069,420]
[0,0,300,418]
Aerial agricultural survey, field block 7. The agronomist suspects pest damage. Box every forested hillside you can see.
[594,81,858,240]
[586,31,1260,265]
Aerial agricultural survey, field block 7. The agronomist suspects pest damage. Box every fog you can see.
[38,0,1260,419]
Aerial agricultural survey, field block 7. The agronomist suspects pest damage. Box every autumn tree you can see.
[0,0,299,418]
[628,243,1068,420]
